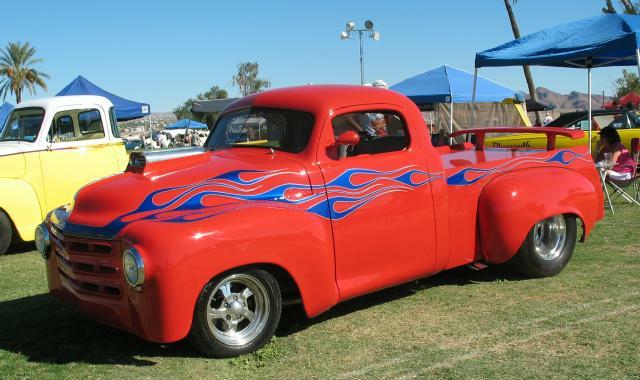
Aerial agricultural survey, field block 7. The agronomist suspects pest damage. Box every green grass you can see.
[1,201,639,379]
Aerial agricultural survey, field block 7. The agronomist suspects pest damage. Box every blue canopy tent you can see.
[165,119,208,130]
[0,102,13,133]
[56,75,150,121]
[391,65,521,135]
[391,65,519,103]
[474,14,640,148]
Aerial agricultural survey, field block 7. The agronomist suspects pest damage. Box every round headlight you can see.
[122,247,145,287]
[35,224,50,258]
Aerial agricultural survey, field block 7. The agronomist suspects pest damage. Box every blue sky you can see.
[2,0,628,111]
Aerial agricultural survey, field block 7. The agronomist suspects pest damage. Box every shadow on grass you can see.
[0,266,520,365]
[277,265,521,336]
[5,241,36,255]
[0,294,200,366]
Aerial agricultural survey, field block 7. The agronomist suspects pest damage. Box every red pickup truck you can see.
[39,85,603,357]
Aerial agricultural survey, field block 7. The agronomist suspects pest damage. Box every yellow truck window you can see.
[50,109,107,143]
[78,110,105,139]
[52,115,76,142]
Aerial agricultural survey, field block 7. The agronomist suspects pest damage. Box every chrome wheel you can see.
[533,215,567,261]
[205,273,270,347]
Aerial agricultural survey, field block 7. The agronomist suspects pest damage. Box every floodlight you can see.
[340,31,349,39]
[346,21,355,31]
[372,31,380,41]
[365,20,374,29]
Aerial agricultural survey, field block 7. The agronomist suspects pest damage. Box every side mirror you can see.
[335,130,360,146]
[331,130,360,160]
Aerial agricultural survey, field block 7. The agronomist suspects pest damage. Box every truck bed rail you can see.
[449,127,585,151]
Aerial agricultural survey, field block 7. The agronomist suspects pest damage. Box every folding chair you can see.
[606,137,640,205]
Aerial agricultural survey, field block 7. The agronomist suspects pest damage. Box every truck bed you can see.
[434,142,596,269]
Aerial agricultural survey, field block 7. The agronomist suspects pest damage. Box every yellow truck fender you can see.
[0,178,44,242]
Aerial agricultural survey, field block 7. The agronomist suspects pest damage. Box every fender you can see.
[478,167,600,264]
[119,205,337,343]
[0,178,44,241]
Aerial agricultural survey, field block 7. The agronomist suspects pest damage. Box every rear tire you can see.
[0,211,13,255]
[189,269,281,358]
[507,214,577,278]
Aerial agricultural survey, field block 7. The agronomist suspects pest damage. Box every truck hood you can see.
[0,142,31,178]
[65,149,315,238]
[0,141,40,156]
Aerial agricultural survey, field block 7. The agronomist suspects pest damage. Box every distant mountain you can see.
[529,87,614,113]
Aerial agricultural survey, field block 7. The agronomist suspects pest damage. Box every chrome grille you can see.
[51,224,122,298]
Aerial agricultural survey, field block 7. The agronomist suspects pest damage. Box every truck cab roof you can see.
[16,95,114,111]
[226,85,411,114]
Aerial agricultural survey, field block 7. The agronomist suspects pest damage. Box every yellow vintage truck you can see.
[485,109,640,150]
[0,96,128,254]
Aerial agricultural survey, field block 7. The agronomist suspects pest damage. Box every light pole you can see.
[340,20,380,85]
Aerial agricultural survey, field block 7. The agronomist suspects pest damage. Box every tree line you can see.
[173,62,270,125]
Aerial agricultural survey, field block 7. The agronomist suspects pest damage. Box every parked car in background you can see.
[486,109,640,149]
[40,85,603,358]
[0,96,128,254]
[123,138,143,151]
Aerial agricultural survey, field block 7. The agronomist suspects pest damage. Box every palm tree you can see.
[603,0,638,14]
[503,0,542,125]
[0,42,49,103]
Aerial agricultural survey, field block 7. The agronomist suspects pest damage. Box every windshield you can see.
[207,108,314,153]
[0,107,45,143]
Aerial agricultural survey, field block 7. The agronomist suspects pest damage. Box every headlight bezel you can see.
[35,224,50,258]
[122,247,145,288]
[50,203,73,231]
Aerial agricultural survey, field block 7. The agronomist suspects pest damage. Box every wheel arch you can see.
[196,262,304,311]
[477,167,600,264]
[0,178,44,242]
[120,206,339,342]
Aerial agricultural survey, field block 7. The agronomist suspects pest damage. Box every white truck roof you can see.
[16,95,114,110]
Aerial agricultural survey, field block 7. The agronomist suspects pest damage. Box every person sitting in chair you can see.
[594,126,635,181]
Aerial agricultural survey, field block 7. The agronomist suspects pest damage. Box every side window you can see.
[592,115,615,130]
[78,110,105,139]
[49,109,106,143]
[330,111,409,158]
[607,113,627,129]
[109,106,120,138]
[51,115,76,142]
[569,119,589,131]
[628,111,640,128]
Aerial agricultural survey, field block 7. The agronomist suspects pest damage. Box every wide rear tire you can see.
[0,211,12,255]
[189,269,281,358]
[507,214,577,278]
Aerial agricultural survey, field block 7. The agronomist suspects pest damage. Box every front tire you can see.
[507,214,577,278]
[189,269,282,358]
[0,211,13,255]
